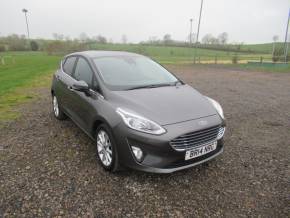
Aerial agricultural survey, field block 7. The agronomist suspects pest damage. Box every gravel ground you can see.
[0,65,289,217]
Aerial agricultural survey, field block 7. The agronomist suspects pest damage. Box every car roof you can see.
[68,50,144,59]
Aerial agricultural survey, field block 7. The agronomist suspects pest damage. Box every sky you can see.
[0,0,289,44]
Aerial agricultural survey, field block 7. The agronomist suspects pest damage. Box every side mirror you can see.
[72,80,89,92]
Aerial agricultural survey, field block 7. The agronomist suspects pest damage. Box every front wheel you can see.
[52,95,66,120]
[95,124,119,172]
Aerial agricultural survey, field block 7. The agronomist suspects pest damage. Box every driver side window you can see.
[74,57,94,87]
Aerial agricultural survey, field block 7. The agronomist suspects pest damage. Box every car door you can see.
[55,56,77,115]
[69,57,100,132]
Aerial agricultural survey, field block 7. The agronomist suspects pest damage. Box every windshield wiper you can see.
[127,83,173,90]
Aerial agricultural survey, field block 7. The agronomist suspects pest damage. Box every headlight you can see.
[205,97,224,119]
[116,108,166,135]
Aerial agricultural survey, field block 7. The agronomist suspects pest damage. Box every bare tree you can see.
[5,34,27,51]
[188,33,196,45]
[79,32,89,43]
[218,32,228,45]
[122,35,127,44]
[163,34,172,45]
[52,33,64,41]
[272,35,279,56]
[64,35,71,41]
[202,34,214,44]
[95,35,107,44]
[148,36,158,44]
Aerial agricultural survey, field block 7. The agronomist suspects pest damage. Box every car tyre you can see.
[52,95,67,120]
[95,124,120,172]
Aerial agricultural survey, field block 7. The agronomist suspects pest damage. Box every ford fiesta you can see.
[51,51,225,173]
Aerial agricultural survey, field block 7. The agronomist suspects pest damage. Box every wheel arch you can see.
[91,116,110,137]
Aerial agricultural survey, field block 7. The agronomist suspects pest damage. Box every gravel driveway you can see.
[0,65,289,217]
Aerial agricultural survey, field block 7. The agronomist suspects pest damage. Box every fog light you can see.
[131,146,143,162]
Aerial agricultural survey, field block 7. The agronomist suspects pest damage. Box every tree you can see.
[6,34,27,51]
[273,35,279,42]
[65,36,71,41]
[148,36,158,44]
[202,34,214,44]
[0,45,5,52]
[218,32,228,45]
[187,33,196,45]
[52,33,64,41]
[96,35,107,44]
[163,34,172,44]
[272,35,279,57]
[122,35,127,44]
[209,37,219,44]
[79,32,89,43]
[236,42,244,51]
[273,47,284,62]
[30,40,39,51]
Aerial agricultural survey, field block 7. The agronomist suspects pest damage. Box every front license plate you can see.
[185,141,217,160]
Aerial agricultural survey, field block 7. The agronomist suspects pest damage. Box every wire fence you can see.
[192,55,289,64]
[0,54,288,66]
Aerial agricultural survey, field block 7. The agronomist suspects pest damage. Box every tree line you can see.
[0,32,287,61]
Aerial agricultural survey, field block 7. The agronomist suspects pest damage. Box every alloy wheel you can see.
[97,130,113,166]
[53,96,59,117]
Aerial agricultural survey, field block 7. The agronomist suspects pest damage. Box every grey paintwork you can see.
[110,85,217,125]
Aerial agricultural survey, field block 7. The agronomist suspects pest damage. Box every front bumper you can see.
[113,114,225,173]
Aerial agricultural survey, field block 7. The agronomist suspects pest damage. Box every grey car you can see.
[51,51,225,173]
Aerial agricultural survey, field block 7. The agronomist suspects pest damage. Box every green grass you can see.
[242,42,289,54]
[0,52,60,95]
[0,52,60,123]
[0,46,288,124]
[87,43,268,64]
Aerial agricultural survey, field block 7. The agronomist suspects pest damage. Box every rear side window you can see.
[74,57,94,87]
[63,56,76,75]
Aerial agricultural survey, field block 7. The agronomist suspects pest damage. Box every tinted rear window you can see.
[63,56,76,75]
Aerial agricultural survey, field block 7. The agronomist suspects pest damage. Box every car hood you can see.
[109,84,217,125]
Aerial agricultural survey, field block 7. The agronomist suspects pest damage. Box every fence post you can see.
[260,56,263,64]
[215,56,217,64]
[198,57,201,64]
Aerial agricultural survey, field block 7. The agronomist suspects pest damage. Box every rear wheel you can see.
[95,124,119,172]
[52,95,66,120]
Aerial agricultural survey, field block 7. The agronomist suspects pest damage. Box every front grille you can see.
[170,125,221,151]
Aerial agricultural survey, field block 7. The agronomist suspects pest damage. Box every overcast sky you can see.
[0,0,289,43]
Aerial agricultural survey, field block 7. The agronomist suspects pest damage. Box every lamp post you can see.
[22,9,30,40]
[194,0,204,63]
[196,0,203,44]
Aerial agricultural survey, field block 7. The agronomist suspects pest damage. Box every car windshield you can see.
[93,56,179,91]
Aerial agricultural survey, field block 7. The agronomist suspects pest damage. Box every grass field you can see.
[88,43,270,64]
[0,52,60,123]
[242,42,289,54]
[0,46,289,124]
